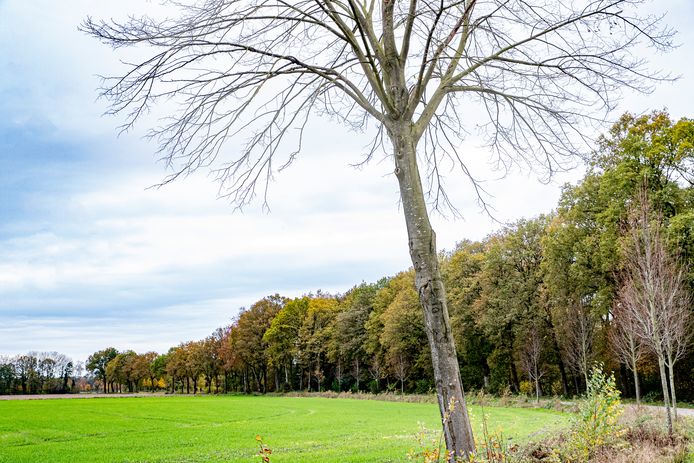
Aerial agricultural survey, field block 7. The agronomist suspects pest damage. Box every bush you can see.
[519,381,533,396]
[558,364,624,461]
[415,379,433,394]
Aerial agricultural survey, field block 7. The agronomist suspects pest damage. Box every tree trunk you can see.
[632,368,640,406]
[481,357,490,390]
[667,357,677,421]
[557,359,569,397]
[355,358,360,391]
[658,357,673,435]
[510,361,520,393]
[390,123,475,460]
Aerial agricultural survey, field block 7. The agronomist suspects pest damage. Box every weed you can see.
[255,435,272,463]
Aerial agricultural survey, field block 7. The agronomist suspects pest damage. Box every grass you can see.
[0,395,569,463]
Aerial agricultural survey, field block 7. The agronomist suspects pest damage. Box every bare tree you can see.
[352,357,361,392]
[520,324,544,403]
[335,358,344,391]
[618,190,691,433]
[390,351,410,394]
[368,355,383,392]
[563,302,596,389]
[83,1,672,458]
[661,270,692,420]
[610,301,646,405]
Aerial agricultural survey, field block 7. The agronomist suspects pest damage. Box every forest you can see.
[2,111,693,405]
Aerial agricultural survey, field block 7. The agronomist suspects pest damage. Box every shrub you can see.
[519,381,533,396]
[558,364,624,461]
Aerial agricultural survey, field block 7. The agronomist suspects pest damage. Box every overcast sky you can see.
[1,0,693,363]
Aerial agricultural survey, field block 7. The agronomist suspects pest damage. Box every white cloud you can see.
[1,0,693,361]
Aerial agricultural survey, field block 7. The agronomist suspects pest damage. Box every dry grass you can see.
[517,406,691,463]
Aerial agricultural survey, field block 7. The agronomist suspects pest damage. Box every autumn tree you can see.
[84,1,673,456]
[87,347,118,394]
[264,297,309,390]
[377,271,431,393]
[442,241,492,390]
[298,296,340,392]
[476,219,554,393]
[331,282,384,391]
[544,112,694,327]
[234,295,285,392]
[166,346,189,393]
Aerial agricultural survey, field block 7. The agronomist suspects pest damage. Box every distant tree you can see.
[105,353,126,393]
[476,219,550,393]
[378,271,431,392]
[332,282,384,392]
[520,323,545,403]
[62,362,74,393]
[166,346,189,393]
[234,295,284,392]
[0,357,16,394]
[151,354,168,391]
[264,297,308,390]
[562,302,597,388]
[442,241,492,390]
[299,297,340,392]
[14,354,38,394]
[609,301,646,404]
[87,347,118,393]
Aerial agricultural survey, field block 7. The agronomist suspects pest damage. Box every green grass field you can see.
[0,395,569,462]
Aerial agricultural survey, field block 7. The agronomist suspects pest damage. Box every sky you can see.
[1,0,693,364]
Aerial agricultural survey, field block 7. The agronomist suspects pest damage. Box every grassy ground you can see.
[0,395,569,463]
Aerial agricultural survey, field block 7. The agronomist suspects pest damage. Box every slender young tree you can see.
[618,190,690,433]
[661,261,692,421]
[563,302,596,388]
[83,1,672,458]
[609,302,646,405]
[520,323,545,403]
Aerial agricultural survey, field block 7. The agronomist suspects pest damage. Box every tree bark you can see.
[658,357,673,435]
[510,361,520,393]
[633,368,640,406]
[547,325,569,396]
[667,357,677,421]
[390,122,475,461]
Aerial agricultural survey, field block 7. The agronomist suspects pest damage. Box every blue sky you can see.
[1,0,693,363]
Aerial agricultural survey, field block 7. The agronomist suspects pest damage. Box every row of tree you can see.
[0,352,83,394]
[6,113,693,429]
[83,113,694,406]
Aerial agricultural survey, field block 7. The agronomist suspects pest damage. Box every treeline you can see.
[17,111,694,401]
[85,111,694,400]
[0,352,83,394]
